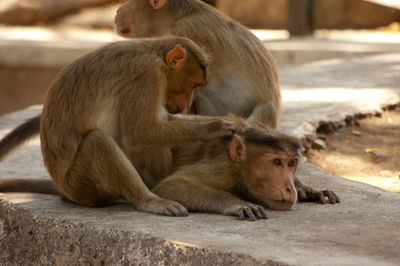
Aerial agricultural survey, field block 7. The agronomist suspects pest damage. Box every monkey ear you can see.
[229,134,247,163]
[166,45,187,69]
[150,0,167,9]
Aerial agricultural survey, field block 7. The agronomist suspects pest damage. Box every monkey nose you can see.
[120,27,131,34]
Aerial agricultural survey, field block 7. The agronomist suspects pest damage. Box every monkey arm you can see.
[294,176,340,204]
[152,175,267,220]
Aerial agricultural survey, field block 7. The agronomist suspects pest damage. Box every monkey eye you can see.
[288,159,296,167]
[273,159,282,166]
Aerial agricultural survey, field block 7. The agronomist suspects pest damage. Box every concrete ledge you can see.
[1,163,400,265]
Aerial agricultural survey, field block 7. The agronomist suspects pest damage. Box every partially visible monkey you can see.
[115,0,281,128]
[0,36,236,216]
[152,116,340,221]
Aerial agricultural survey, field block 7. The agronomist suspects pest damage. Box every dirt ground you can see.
[307,107,400,193]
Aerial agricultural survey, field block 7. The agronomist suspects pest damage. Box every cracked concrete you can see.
[1,31,400,265]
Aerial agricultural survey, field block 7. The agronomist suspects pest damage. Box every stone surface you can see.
[1,42,400,264]
[279,54,400,138]
[1,164,400,265]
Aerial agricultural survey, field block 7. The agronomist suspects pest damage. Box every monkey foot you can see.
[141,197,188,217]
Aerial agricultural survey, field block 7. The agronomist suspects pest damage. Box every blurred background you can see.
[0,0,399,115]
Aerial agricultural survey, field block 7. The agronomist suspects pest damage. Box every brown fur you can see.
[115,0,281,127]
[1,36,237,216]
[0,116,40,161]
[153,117,340,220]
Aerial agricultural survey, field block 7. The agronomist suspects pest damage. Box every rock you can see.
[372,151,388,159]
[317,121,335,134]
[379,170,393,177]
[351,130,362,136]
[312,139,327,150]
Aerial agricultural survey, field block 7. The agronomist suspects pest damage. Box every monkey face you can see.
[242,151,298,210]
[115,0,168,38]
[165,47,206,114]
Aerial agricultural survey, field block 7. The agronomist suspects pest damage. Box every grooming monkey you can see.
[115,0,281,127]
[0,36,236,216]
[153,117,340,221]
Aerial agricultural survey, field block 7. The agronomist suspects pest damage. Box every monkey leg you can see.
[62,130,188,216]
[294,177,340,204]
[247,101,280,128]
[152,176,268,221]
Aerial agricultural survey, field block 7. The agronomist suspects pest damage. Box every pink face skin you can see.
[115,0,162,38]
[166,78,205,114]
[243,151,298,210]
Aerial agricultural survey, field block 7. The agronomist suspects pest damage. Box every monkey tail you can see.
[0,178,58,195]
[0,115,40,161]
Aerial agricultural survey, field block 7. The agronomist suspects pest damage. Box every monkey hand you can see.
[140,196,188,217]
[223,202,268,221]
[200,118,235,141]
[297,186,340,204]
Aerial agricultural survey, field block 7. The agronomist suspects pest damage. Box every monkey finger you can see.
[318,192,327,204]
[238,209,246,220]
[167,205,188,217]
[244,207,257,221]
[175,204,189,216]
[323,190,340,204]
[297,188,307,200]
[250,206,264,219]
[258,207,268,219]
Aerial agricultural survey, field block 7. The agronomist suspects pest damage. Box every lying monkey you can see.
[153,116,340,221]
[0,116,339,220]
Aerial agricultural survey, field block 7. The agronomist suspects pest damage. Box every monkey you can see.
[0,36,237,216]
[152,116,340,221]
[1,0,280,160]
[114,0,281,128]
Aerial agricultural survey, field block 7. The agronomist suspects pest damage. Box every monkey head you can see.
[115,0,170,38]
[229,129,301,210]
[164,44,207,114]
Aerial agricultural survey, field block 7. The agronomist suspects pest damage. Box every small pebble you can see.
[312,139,326,150]
[351,130,362,136]
[372,151,388,159]
[379,170,393,177]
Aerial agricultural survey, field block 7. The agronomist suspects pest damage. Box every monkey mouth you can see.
[265,198,296,211]
[119,27,131,34]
